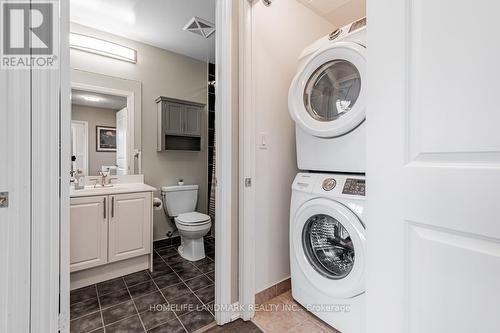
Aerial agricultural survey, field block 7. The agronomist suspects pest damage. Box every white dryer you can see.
[289,17,366,173]
[290,173,365,333]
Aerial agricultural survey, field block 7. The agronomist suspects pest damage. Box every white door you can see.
[108,192,151,262]
[70,196,108,272]
[71,120,88,175]
[0,45,31,333]
[367,1,500,333]
[116,107,128,175]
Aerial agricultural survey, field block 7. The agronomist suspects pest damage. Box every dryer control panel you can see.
[342,178,366,196]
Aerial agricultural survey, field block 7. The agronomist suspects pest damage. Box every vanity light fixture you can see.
[69,33,137,63]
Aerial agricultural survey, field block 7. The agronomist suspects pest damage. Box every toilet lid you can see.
[177,212,211,224]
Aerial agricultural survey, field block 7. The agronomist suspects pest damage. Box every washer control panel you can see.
[322,178,337,191]
[293,173,366,199]
[342,178,366,196]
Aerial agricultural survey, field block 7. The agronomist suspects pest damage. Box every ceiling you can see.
[70,0,216,62]
[71,89,127,110]
[296,0,366,28]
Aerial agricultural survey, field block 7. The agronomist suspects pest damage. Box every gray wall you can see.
[72,104,117,176]
[70,23,208,240]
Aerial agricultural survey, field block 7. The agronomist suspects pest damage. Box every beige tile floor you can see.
[252,291,340,333]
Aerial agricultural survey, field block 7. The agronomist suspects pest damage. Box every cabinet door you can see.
[184,105,202,136]
[70,196,108,272]
[108,192,152,262]
[164,103,184,135]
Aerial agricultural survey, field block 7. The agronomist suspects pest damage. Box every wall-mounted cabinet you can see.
[156,96,205,151]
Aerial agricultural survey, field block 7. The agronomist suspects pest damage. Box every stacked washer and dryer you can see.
[288,17,367,333]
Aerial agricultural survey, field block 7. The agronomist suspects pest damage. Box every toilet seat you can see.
[176,212,211,225]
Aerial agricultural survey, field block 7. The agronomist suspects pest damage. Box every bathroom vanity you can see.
[69,176,156,290]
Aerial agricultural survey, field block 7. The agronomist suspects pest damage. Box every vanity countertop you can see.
[70,183,157,198]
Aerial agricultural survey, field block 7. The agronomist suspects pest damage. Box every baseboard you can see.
[255,277,291,305]
[230,302,241,321]
[153,236,181,249]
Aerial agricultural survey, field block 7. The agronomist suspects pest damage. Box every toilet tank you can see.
[161,185,199,217]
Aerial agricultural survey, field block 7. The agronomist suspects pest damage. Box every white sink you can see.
[70,183,157,198]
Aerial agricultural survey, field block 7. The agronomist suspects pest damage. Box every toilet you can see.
[161,184,212,261]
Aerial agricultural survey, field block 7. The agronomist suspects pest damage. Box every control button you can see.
[322,178,336,191]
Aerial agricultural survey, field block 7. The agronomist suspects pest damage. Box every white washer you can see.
[289,18,366,173]
[290,173,365,332]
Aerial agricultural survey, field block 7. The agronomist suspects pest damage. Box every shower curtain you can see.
[209,137,216,222]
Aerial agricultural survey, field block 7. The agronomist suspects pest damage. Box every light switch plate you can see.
[259,132,269,150]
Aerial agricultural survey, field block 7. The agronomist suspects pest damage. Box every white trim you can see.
[71,79,139,175]
[30,0,66,331]
[60,0,72,331]
[71,120,89,175]
[230,302,242,321]
[215,0,235,325]
[70,71,142,175]
[239,0,256,321]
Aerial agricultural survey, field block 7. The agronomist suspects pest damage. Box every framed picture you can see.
[96,126,117,152]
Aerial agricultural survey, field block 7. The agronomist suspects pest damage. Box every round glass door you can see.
[302,214,355,280]
[303,60,361,122]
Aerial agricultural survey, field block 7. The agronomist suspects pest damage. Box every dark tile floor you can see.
[70,236,216,333]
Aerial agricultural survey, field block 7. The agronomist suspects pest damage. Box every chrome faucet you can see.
[93,171,118,188]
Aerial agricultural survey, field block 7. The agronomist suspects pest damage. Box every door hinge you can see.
[244,178,252,188]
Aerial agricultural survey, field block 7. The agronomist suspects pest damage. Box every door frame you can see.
[71,120,89,175]
[115,107,128,175]
[214,0,238,325]
[238,0,256,321]
[56,0,238,330]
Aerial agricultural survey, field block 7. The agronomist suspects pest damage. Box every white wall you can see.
[297,0,366,27]
[70,23,208,240]
[251,1,334,292]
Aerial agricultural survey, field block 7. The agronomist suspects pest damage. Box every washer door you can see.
[289,41,366,138]
[292,198,365,298]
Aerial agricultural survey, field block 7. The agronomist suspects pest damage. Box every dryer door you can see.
[292,198,365,298]
[289,41,366,138]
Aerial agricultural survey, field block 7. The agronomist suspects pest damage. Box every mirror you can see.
[71,89,128,176]
[70,69,142,177]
